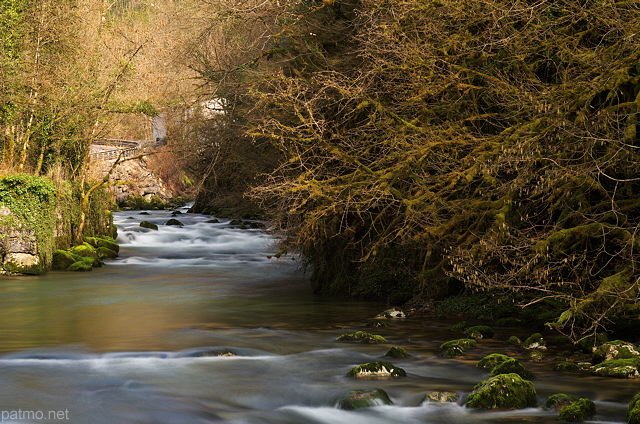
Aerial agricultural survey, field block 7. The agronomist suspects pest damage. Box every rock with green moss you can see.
[628,393,640,424]
[465,373,537,410]
[336,388,393,409]
[505,336,522,346]
[70,243,96,258]
[451,321,468,332]
[439,338,477,358]
[140,221,158,230]
[423,391,459,403]
[337,331,387,344]
[523,333,547,350]
[52,250,80,270]
[346,361,406,378]
[592,341,640,365]
[477,353,510,370]
[591,358,640,378]
[96,247,118,259]
[67,261,93,272]
[165,218,184,227]
[384,347,409,358]
[527,351,544,361]
[544,393,579,411]
[558,398,595,422]
[465,325,495,339]
[84,236,119,254]
[554,362,581,372]
[366,319,389,328]
[490,358,533,378]
[3,253,43,275]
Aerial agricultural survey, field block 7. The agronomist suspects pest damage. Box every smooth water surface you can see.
[0,207,636,423]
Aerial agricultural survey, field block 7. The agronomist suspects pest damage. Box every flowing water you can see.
[0,207,636,423]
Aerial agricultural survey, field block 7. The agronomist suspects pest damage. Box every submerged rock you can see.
[523,333,547,350]
[592,340,640,365]
[465,373,537,410]
[526,351,544,361]
[336,388,393,409]
[505,335,522,346]
[346,361,406,378]
[423,391,459,403]
[366,319,389,328]
[165,218,184,227]
[558,398,596,422]
[544,393,579,411]
[376,308,406,319]
[553,362,581,372]
[591,358,640,378]
[439,338,477,358]
[451,321,468,332]
[336,331,387,344]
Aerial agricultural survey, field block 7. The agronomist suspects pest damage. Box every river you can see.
[0,207,636,423]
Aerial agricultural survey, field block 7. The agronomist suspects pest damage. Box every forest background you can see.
[1,0,639,342]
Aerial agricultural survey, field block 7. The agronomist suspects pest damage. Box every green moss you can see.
[336,331,387,344]
[70,243,96,258]
[490,358,533,378]
[440,338,477,357]
[96,247,118,259]
[592,340,640,365]
[84,236,119,253]
[554,362,581,372]
[384,347,409,358]
[591,358,640,378]
[165,218,184,227]
[366,319,389,328]
[336,388,393,409]
[52,250,80,270]
[628,393,640,424]
[577,332,608,353]
[67,261,93,272]
[558,398,595,422]
[526,351,544,361]
[544,393,579,411]
[465,325,495,339]
[465,373,537,410]
[451,321,468,332]
[523,333,546,350]
[495,317,522,326]
[346,361,406,378]
[477,353,510,370]
[505,336,522,346]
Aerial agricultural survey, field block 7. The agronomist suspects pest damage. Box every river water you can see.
[0,207,636,423]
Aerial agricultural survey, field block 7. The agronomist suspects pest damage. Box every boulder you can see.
[628,393,640,424]
[526,351,544,361]
[336,331,387,344]
[523,333,547,350]
[558,398,596,422]
[591,358,640,378]
[164,218,184,227]
[71,243,97,258]
[376,308,406,319]
[366,319,389,328]
[592,341,640,365]
[505,336,522,346]
[465,373,537,410]
[336,389,393,409]
[544,393,579,411]
[451,321,468,332]
[490,358,533,378]
[67,261,93,272]
[384,347,409,358]
[52,250,80,270]
[346,361,406,378]
[85,236,120,253]
[553,362,581,372]
[3,253,42,275]
[465,325,495,339]
[477,353,511,370]
[139,221,158,230]
[439,338,477,358]
[96,247,118,259]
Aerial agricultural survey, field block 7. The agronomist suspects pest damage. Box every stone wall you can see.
[0,207,43,275]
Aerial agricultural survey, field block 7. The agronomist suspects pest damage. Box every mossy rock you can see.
[67,261,93,272]
[558,398,595,422]
[505,335,522,346]
[165,218,184,227]
[376,307,406,319]
[70,243,96,258]
[96,247,118,259]
[465,373,537,410]
[346,361,406,378]
[490,358,533,378]
[451,321,468,332]
[592,340,640,365]
[465,325,495,339]
[336,388,393,409]
[523,333,546,350]
[336,331,387,344]
[84,236,119,254]
[439,338,477,358]
[591,358,640,378]
[366,319,389,328]
[3,253,43,275]
[52,250,80,270]
[423,391,459,403]
[206,218,220,223]
[139,211,150,215]
[384,347,409,358]
[477,353,511,370]
[140,221,158,230]
[229,219,243,225]
[526,351,544,362]
[628,393,640,424]
[544,393,579,411]
[554,362,581,372]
